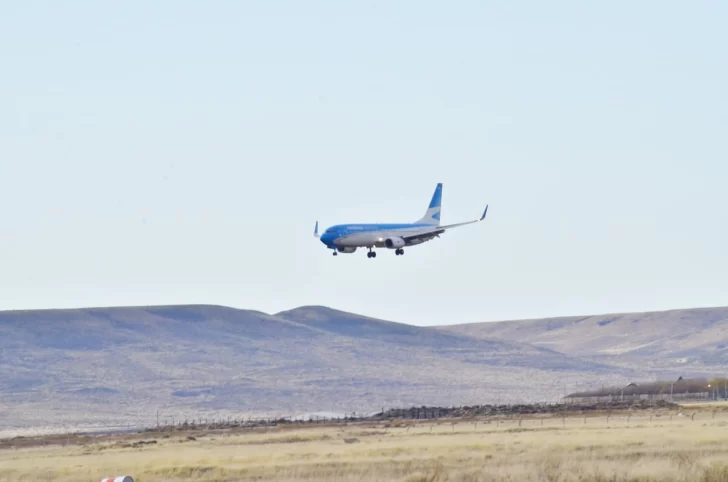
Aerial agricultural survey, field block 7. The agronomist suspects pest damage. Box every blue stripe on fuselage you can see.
[327,223,432,233]
[319,223,432,248]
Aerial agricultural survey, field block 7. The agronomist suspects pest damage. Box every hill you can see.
[438,306,728,371]
[0,304,624,433]
[276,305,607,366]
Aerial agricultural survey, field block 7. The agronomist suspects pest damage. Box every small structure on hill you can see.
[563,377,726,404]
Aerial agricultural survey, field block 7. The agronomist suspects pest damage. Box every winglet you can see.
[314,221,319,237]
[480,205,488,221]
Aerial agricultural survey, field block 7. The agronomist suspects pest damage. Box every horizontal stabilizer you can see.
[403,203,488,242]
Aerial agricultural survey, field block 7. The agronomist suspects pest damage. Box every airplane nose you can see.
[320,232,334,246]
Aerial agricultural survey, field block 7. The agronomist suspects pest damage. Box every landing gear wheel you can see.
[333,251,338,256]
[397,248,404,256]
[367,249,376,258]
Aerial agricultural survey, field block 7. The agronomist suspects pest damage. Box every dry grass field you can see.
[3,408,728,482]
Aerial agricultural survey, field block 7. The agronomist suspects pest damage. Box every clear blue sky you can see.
[1,1,726,326]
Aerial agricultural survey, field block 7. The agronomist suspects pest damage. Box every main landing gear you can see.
[395,248,404,256]
[367,248,377,259]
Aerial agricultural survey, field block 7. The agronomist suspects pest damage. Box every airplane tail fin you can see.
[415,183,442,225]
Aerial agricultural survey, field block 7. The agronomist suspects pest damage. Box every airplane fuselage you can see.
[314,183,486,258]
[319,223,437,251]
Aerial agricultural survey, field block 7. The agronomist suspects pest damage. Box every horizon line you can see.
[0,302,725,327]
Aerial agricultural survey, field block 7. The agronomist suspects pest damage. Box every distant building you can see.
[563,377,716,403]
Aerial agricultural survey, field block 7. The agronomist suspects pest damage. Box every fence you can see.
[143,400,678,433]
[563,392,711,404]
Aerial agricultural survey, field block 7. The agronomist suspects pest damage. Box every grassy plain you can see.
[3,408,728,482]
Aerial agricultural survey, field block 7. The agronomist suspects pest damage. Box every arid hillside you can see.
[5,304,728,434]
[0,305,625,432]
[439,306,728,371]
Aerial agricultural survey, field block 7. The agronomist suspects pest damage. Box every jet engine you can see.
[384,237,405,249]
[336,247,357,253]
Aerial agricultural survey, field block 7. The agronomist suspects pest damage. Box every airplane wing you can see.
[401,205,488,243]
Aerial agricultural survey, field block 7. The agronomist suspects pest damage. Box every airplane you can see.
[314,183,488,258]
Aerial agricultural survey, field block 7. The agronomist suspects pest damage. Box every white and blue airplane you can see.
[314,183,488,258]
